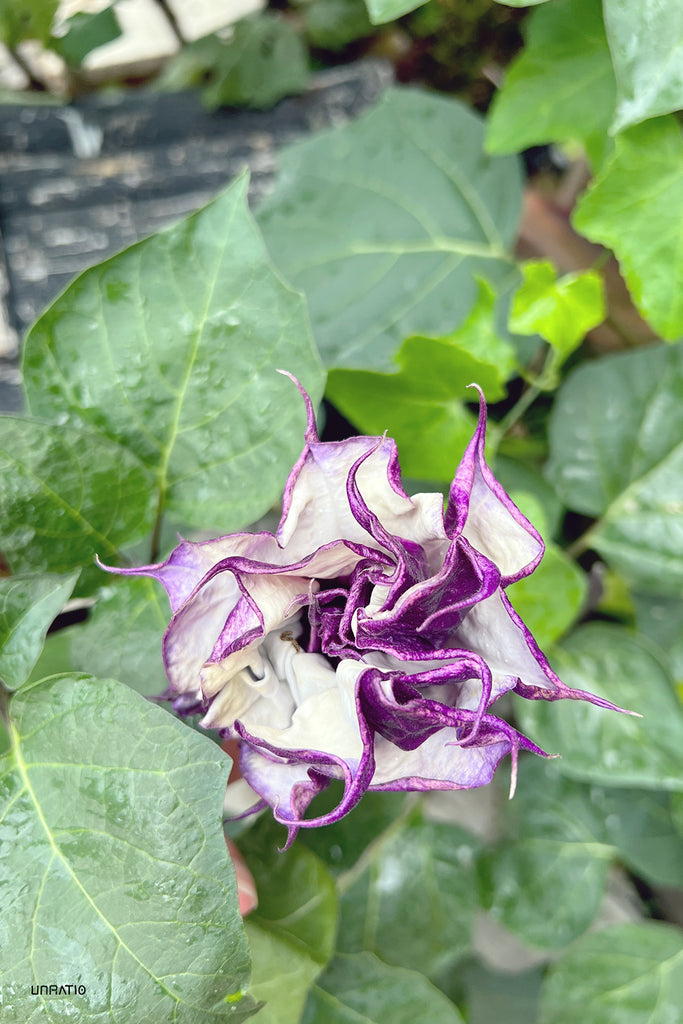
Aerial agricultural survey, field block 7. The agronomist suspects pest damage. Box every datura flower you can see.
[107,375,623,846]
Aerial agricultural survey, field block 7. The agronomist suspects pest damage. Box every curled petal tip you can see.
[276,369,319,441]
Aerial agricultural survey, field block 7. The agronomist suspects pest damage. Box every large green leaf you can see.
[573,117,683,341]
[515,624,683,791]
[539,923,683,1024]
[0,416,155,579]
[326,279,516,480]
[240,816,337,1024]
[22,175,324,536]
[258,87,522,371]
[486,0,616,165]
[0,572,78,690]
[482,759,610,949]
[592,786,683,889]
[336,809,479,977]
[605,0,683,132]
[302,952,465,1023]
[461,964,544,1024]
[634,594,683,686]
[0,674,255,1022]
[239,816,337,967]
[545,343,683,594]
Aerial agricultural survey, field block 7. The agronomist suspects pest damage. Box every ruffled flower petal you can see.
[102,376,627,840]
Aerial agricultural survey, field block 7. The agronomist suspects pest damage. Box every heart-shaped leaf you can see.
[0,673,255,1022]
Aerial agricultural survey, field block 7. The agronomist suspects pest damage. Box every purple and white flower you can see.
[106,376,623,845]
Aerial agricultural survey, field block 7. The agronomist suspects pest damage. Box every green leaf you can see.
[592,786,683,888]
[303,0,374,51]
[203,16,308,111]
[545,342,683,594]
[0,415,155,580]
[245,924,322,1024]
[240,815,337,1024]
[53,6,121,66]
[240,815,337,966]
[0,572,78,690]
[0,674,255,1022]
[460,963,544,1024]
[507,542,587,650]
[327,279,516,479]
[634,594,683,686]
[22,175,324,536]
[509,261,605,365]
[493,458,563,539]
[363,0,428,25]
[605,0,683,132]
[573,116,683,340]
[483,759,610,949]
[486,0,616,165]
[672,794,683,839]
[299,785,409,872]
[53,576,170,696]
[515,623,683,791]
[505,491,587,649]
[302,952,466,1023]
[0,0,57,47]
[258,87,521,371]
[337,810,480,977]
[157,17,308,109]
[539,923,683,1024]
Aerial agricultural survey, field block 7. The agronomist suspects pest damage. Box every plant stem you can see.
[499,346,557,437]
[566,524,597,560]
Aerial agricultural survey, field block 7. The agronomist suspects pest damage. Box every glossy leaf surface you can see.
[302,952,465,1023]
[337,811,480,977]
[22,176,324,535]
[605,0,683,131]
[516,624,683,791]
[573,117,683,340]
[539,923,683,1024]
[0,572,78,690]
[0,674,254,1022]
[258,88,521,371]
[0,416,154,578]
[546,343,683,593]
[486,0,616,163]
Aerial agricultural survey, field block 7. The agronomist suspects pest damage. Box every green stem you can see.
[499,346,558,437]
[565,524,598,560]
